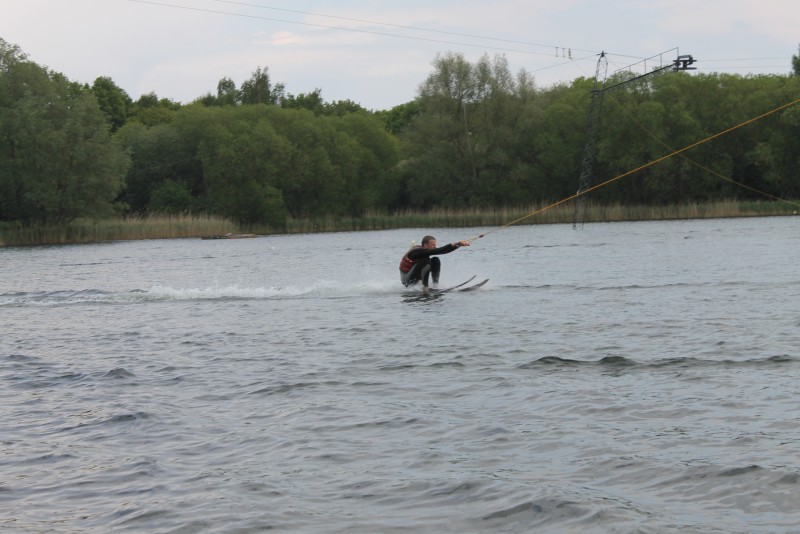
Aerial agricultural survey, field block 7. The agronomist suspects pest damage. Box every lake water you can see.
[2,216,799,533]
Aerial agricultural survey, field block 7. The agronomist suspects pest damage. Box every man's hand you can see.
[453,240,470,247]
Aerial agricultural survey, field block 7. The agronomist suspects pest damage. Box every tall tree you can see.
[0,38,26,71]
[217,77,238,106]
[240,66,284,105]
[131,92,180,126]
[114,120,193,212]
[402,52,538,207]
[0,45,129,223]
[281,88,326,114]
[192,106,290,226]
[91,76,132,131]
[376,100,422,135]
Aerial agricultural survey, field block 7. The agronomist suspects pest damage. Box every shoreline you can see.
[1,200,797,247]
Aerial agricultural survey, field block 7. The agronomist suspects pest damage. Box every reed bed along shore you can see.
[283,199,799,233]
[1,200,797,247]
[0,214,238,247]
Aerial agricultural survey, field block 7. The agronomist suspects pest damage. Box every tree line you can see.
[1,37,799,230]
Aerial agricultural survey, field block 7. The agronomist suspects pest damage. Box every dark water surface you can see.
[2,217,799,533]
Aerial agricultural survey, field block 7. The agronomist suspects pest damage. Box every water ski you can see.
[457,278,489,292]
[428,275,476,293]
[428,277,489,294]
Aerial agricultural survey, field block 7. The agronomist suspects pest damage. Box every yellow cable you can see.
[467,95,800,243]
[619,102,800,209]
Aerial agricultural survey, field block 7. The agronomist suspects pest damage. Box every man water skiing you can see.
[399,235,470,292]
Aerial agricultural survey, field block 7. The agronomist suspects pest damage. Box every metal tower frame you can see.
[572,51,696,228]
[572,52,608,228]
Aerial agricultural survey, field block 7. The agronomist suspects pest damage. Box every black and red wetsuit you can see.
[399,243,460,287]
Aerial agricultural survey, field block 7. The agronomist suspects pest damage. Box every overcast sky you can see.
[2,0,798,110]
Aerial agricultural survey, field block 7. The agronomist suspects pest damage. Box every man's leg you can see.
[402,260,429,287]
[419,264,432,287]
[430,257,441,285]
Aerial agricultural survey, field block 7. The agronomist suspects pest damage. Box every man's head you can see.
[421,235,437,249]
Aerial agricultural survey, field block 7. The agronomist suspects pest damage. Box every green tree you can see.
[91,76,132,131]
[115,118,197,212]
[324,99,368,116]
[744,75,800,199]
[240,66,285,105]
[0,38,26,70]
[402,52,479,207]
[147,179,195,213]
[792,44,800,76]
[267,108,346,217]
[376,99,422,135]
[185,105,291,226]
[217,77,238,106]
[529,89,586,201]
[401,52,539,208]
[0,43,129,223]
[193,77,238,106]
[130,91,180,126]
[281,88,325,114]
[329,112,400,214]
